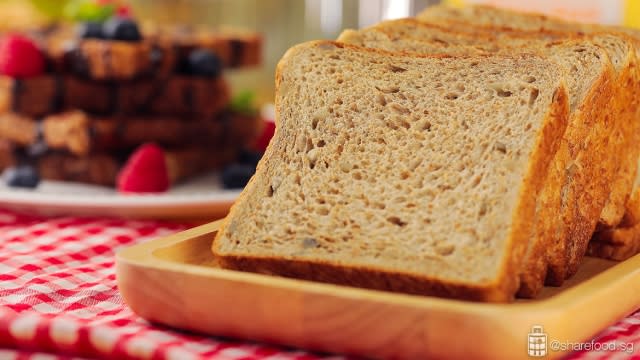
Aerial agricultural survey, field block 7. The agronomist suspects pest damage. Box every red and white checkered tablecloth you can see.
[0,208,638,360]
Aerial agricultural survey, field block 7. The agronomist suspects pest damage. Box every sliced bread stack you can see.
[417,4,640,264]
[337,18,639,297]
[210,5,639,302]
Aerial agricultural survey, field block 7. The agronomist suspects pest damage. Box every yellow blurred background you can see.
[444,0,640,27]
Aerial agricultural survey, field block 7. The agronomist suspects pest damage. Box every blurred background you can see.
[0,0,639,193]
[2,0,638,107]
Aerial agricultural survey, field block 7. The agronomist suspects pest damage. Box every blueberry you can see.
[221,163,255,189]
[103,17,141,42]
[27,141,48,157]
[149,46,163,65]
[238,149,263,168]
[77,22,104,39]
[187,49,222,77]
[5,165,40,188]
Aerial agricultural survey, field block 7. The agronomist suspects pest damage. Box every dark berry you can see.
[238,149,263,168]
[149,46,163,66]
[77,22,104,39]
[221,163,255,189]
[5,165,40,188]
[103,17,141,42]
[187,49,222,77]
[27,141,48,157]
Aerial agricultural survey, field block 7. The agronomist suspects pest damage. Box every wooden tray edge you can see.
[115,220,640,359]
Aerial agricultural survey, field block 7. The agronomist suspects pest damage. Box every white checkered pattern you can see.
[0,208,637,359]
[0,209,336,359]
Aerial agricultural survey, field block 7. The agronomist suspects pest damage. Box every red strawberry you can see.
[116,4,132,17]
[0,35,46,78]
[117,143,170,193]
[253,119,275,152]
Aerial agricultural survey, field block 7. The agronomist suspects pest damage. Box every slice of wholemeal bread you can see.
[212,40,569,302]
[417,4,580,32]
[338,28,487,56]
[562,34,640,278]
[417,4,640,233]
[417,3,640,47]
[337,19,620,297]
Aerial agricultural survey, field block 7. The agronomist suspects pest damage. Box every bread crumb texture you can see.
[215,41,564,293]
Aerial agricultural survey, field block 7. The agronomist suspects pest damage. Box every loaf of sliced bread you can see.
[337,19,622,297]
[417,3,640,233]
[212,40,569,302]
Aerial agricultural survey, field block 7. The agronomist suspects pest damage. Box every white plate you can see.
[0,172,241,220]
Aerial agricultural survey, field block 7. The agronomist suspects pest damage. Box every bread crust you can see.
[418,4,567,31]
[213,40,570,302]
[619,176,640,228]
[588,224,640,261]
[591,37,640,230]
[538,58,616,287]
[216,254,510,302]
[589,184,640,261]
[564,39,640,278]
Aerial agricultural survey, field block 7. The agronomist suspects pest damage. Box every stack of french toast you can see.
[0,10,263,191]
[211,4,640,302]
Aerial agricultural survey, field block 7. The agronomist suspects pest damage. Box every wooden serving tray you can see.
[116,220,640,359]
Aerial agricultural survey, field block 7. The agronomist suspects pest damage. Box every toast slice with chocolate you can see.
[0,74,230,117]
[44,24,262,81]
[0,110,261,156]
